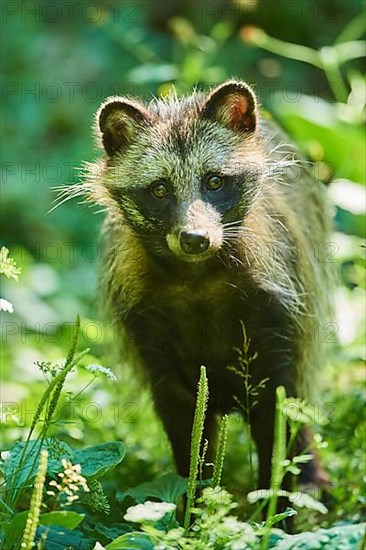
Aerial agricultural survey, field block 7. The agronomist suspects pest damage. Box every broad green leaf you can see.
[118,473,187,504]
[1,510,28,549]
[82,521,132,543]
[274,96,366,184]
[1,477,84,546]
[36,526,94,549]
[3,438,73,488]
[2,514,89,549]
[39,511,85,529]
[105,532,154,550]
[72,442,125,479]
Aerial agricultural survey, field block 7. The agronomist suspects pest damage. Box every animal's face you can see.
[97,80,265,263]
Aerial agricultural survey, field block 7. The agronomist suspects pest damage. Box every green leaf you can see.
[39,511,85,530]
[262,507,297,528]
[36,526,94,549]
[118,473,187,504]
[3,438,73,488]
[127,64,178,84]
[81,521,132,544]
[1,510,28,549]
[274,97,366,184]
[330,180,366,238]
[105,532,154,550]
[1,512,86,549]
[72,442,125,479]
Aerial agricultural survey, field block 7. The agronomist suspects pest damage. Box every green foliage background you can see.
[1,0,365,533]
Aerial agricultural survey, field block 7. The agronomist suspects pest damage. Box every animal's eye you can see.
[206,174,223,191]
[150,180,170,199]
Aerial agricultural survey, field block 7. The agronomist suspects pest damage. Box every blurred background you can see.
[1,0,365,527]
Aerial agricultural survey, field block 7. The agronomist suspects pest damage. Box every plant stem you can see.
[335,13,366,44]
[319,47,349,103]
[286,424,300,456]
[183,366,209,531]
[10,348,89,502]
[261,386,287,550]
[212,415,228,488]
[247,30,322,68]
[20,450,48,550]
[247,29,357,103]
[6,317,90,513]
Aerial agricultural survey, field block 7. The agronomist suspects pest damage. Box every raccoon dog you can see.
[79,80,331,500]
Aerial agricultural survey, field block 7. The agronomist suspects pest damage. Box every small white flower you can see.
[48,460,89,505]
[0,298,13,313]
[124,500,176,523]
[85,364,117,381]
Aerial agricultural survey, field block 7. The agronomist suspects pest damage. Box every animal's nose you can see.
[179,230,210,255]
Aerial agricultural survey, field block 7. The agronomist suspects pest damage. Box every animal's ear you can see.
[97,97,152,156]
[201,80,258,132]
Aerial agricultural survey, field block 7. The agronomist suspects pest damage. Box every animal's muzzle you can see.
[179,230,210,255]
